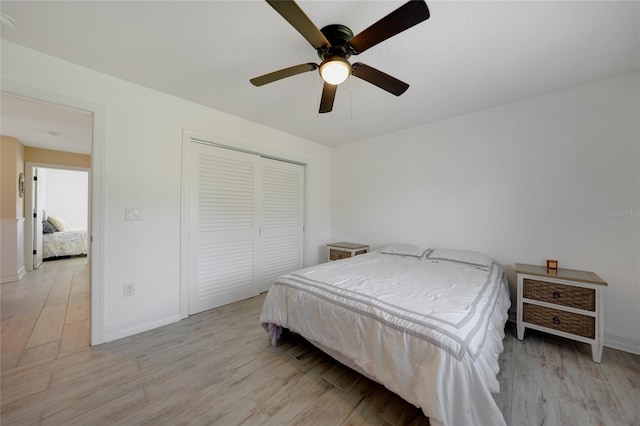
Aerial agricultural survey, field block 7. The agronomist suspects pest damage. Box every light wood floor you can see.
[2,290,639,425]
[1,257,90,371]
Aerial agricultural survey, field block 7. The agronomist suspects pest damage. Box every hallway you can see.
[1,257,90,371]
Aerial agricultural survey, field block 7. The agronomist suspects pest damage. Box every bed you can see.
[42,215,87,259]
[43,229,88,259]
[259,244,511,426]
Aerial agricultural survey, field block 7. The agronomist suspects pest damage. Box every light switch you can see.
[125,207,141,220]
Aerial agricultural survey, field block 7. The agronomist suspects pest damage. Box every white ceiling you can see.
[0,93,93,154]
[1,1,638,148]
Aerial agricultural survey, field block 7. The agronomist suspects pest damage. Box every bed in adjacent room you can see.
[260,244,511,426]
[42,215,88,260]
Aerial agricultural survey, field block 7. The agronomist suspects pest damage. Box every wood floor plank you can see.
[49,350,139,389]
[0,371,51,407]
[493,323,515,424]
[586,376,636,426]
[64,291,90,324]
[371,385,429,426]
[597,349,640,424]
[25,304,67,349]
[1,304,20,332]
[70,265,90,295]
[518,329,547,361]
[142,356,229,401]
[18,341,60,367]
[58,319,90,354]
[43,280,71,307]
[287,380,370,426]
[1,287,19,308]
[41,387,147,425]
[510,350,560,426]
[3,361,142,424]
[323,362,362,391]
[1,318,37,354]
[9,299,47,325]
[0,405,43,426]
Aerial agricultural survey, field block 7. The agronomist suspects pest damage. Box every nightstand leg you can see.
[517,323,524,340]
[592,342,603,363]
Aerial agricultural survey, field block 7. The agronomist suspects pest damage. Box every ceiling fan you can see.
[250,0,430,114]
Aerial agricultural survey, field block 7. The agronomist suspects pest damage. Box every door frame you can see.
[2,80,107,345]
[180,129,309,319]
[25,163,91,270]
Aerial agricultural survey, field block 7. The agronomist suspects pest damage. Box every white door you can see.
[33,168,44,269]
[258,158,304,292]
[188,144,261,314]
[186,142,305,314]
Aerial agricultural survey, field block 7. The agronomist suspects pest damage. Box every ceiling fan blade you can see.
[319,82,337,113]
[352,63,409,96]
[348,1,430,55]
[266,0,330,49]
[250,63,318,86]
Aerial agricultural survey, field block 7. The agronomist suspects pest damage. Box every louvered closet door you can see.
[187,143,305,314]
[257,158,304,292]
[188,144,260,314]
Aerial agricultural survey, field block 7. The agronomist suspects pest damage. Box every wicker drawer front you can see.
[523,279,595,311]
[523,303,595,339]
[329,249,351,261]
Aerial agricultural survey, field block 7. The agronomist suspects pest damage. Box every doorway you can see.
[28,165,90,269]
[1,85,105,345]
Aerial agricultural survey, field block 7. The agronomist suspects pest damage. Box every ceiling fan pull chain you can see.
[349,77,353,120]
[316,75,321,117]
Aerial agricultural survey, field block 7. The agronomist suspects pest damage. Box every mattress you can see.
[259,249,511,426]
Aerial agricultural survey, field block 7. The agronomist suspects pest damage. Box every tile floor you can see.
[1,256,90,371]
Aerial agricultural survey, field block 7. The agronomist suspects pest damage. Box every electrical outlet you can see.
[124,283,135,297]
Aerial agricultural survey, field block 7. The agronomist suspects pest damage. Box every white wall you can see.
[42,168,89,229]
[2,41,331,342]
[331,71,640,352]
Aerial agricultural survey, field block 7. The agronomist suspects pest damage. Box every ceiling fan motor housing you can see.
[318,24,354,60]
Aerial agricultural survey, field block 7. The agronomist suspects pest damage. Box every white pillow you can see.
[427,248,494,268]
[47,216,71,232]
[380,244,430,259]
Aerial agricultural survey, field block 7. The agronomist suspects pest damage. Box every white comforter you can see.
[42,229,87,259]
[260,251,510,426]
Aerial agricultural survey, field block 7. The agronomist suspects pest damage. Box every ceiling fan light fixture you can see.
[319,57,351,85]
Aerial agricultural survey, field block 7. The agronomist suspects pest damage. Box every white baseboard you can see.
[17,265,26,281]
[1,268,25,283]
[103,309,181,343]
[604,331,640,355]
[1,273,20,283]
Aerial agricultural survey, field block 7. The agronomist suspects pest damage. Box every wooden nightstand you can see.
[515,263,607,363]
[326,242,369,261]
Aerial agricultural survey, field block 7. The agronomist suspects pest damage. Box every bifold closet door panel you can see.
[188,143,260,314]
[257,158,304,292]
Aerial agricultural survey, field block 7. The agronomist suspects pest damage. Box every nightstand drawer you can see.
[523,303,595,339]
[329,249,351,260]
[523,278,595,311]
[329,248,367,260]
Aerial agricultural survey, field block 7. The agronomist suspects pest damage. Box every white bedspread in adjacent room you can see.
[42,229,87,259]
[260,250,511,426]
